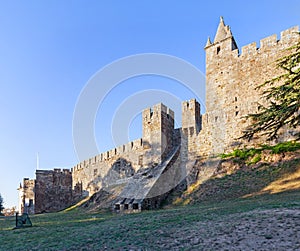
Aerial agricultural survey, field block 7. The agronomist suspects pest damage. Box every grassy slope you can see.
[174,157,300,206]
[170,145,300,206]
[1,146,300,250]
[0,192,300,250]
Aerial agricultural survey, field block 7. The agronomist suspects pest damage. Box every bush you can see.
[220,141,300,163]
[0,194,4,215]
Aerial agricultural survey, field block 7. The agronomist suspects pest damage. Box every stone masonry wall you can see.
[20,19,300,213]
[72,103,175,196]
[72,138,146,195]
[142,103,175,164]
[35,169,76,213]
[18,178,35,214]
[198,18,300,156]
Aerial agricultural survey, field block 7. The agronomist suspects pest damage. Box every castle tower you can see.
[203,17,300,154]
[17,178,35,214]
[35,169,73,213]
[204,16,239,114]
[182,99,201,136]
[142,103,174,164]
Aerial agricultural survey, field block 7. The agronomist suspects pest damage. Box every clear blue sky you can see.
[0,1,299,208]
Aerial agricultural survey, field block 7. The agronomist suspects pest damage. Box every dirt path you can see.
[155,208,300,250]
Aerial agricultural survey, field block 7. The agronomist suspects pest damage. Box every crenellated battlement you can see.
[73,138,145,171]
[205,18,300,155]
[206,18,299,61]
[143,103,174,122]
[19,18,300,214]
[182,99,201,135]
[239,26,299,57]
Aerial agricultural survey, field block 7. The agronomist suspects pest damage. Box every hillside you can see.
[2,144,299,250]
[77,143,300,212]
[170,146,300,207]
[0,191,299,250]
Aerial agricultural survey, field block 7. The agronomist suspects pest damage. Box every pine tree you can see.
[0,194,4,214]
[242,40,300,141]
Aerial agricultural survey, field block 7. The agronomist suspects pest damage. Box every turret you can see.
[204,17,239,114]
[182,99,201,136]
[142,103,174,164]
[205,16,238,57]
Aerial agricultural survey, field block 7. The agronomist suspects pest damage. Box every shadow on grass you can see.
[177,155,300,205]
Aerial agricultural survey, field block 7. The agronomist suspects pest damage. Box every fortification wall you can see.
[35,169,75,213]
[18,178,35,214]
[201,23,300,155]
[142,103,175,163]
[72,138,146,195]
[72,103,176,195]
[19,19,300,214]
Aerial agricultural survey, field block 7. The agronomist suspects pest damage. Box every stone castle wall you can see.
[18,178,35,214]
[34,169,79,213]
[197,18,300,156]
[18,18,300,213]
[72,103,176,195]
[72,138,146,195]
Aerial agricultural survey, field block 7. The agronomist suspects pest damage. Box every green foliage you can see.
[220,148,260,160]
[261,141,300,153]
[221,141,300,162]
[246,154,262,165]
[242,40,300,141]
[0,194,4,214]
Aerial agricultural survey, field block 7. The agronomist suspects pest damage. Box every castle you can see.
[18,17,300,214]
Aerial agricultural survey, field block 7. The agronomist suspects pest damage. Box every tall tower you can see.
[182,99,201,136]
[204,16,239,114]
[202,17,240,154]
[142,103,174,164]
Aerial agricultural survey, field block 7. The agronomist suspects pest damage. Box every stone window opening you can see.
[183,128,188,135]
[115,204,120,210]
[235,97,237,102]
[215,116,218,122]
[138,155,143,166]
[150,108,153,118]
[133,203,139,210]
[189,127,194,136]
[124,204,129,210]
[217,46,221,54]
[235,111,239,116]
[29,199,33,207]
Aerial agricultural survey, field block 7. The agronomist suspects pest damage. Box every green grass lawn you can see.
[1,191,300,250]
[1,145,299,250]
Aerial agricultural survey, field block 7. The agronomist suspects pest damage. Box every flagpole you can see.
[36,152,39,170]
